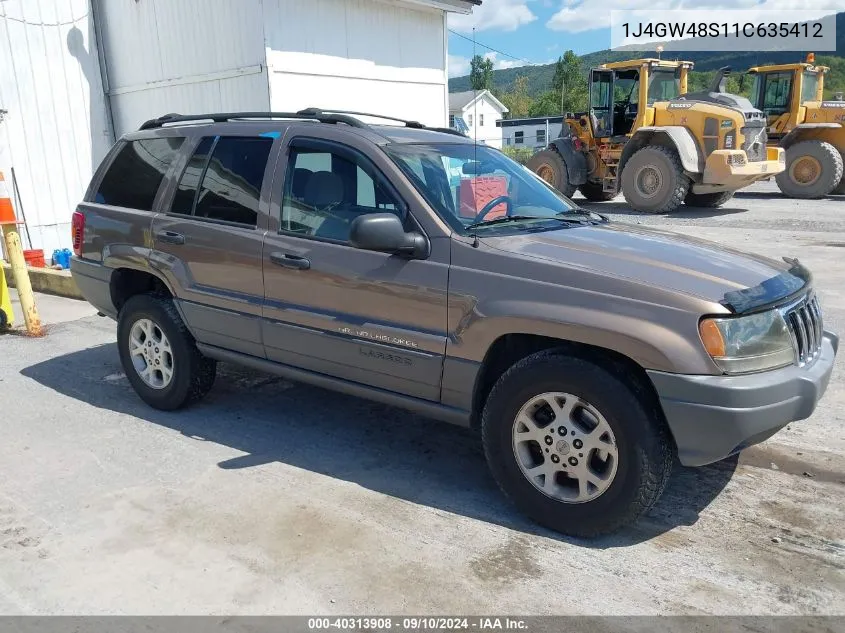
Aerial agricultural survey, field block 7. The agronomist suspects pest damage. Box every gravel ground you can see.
[0,181,843,615]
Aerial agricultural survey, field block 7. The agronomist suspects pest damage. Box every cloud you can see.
[547,0,842,33]
[449,55,471,77]
[449,0,536,33]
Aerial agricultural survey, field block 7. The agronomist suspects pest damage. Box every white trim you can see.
[459,90,508,115]
[108,64,265,96]
[271,68,444,87]
[397,0,477,14]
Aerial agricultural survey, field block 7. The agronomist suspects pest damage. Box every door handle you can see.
[270,251,310,270]
[156,231,185,245]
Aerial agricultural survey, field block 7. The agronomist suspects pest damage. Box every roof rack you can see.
[138,107,469,138]
[138,109,367,131]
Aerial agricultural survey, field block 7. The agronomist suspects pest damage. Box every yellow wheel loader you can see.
[748,53,845,198]
[527,59,785,213]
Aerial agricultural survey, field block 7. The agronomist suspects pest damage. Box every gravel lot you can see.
[1,181,843,615]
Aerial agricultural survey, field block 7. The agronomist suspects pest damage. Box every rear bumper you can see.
[703,148,785,187]
[70,256,116,318]
[647,331,838,467]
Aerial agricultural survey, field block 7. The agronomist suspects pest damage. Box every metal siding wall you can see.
[264,0,448,126]
[97,0,270,135]
[0,0,112,254]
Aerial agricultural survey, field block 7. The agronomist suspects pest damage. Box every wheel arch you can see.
[780,123,843,150]
[548,138,588,186]
[620,127,702,178]
[469,333,669,431]
[109,267,175,313]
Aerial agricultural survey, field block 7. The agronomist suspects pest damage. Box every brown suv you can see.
[71,109,838,537]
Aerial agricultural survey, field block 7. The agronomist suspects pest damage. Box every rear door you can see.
[260,126,450,400]
[151,132,279,357]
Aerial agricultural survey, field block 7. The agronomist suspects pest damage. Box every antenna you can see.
[473,27,479,237]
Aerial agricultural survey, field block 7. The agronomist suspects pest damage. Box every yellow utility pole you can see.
[0,171,42,336]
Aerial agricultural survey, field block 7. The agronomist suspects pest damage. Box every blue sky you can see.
[447,0,843,77]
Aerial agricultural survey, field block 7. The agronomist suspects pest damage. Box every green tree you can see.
[470,55,494,91]
[499,75,533,118]
[552,50,588,113]
[529,91,562,117]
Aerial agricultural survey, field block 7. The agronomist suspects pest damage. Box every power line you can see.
[448,28,539,67]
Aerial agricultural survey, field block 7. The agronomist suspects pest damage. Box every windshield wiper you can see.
[557,208,608,223]
[466,215,570,230]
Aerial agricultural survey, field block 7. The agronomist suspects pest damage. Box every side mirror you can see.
[349,213,427,258]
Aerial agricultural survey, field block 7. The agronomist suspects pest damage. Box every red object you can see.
[0,171,18,226]
[23,249,45,268]
[71,210,85,256]
[459,175,508,219]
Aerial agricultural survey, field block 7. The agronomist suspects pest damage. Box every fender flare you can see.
[548,137,588,186]
[779,122,843,149]
[620,126,703,176]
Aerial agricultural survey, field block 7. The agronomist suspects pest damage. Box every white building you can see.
[0,0,480,255]
[448,90,507,148]
[498,116,565,151]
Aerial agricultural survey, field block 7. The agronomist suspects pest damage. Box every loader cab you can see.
[749,56,828,131]
[589,60,687,139]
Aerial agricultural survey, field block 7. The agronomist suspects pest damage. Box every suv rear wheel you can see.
[481,352,673,537]
[117,293,216,410]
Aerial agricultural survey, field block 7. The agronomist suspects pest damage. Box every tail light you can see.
[71,210,85,256]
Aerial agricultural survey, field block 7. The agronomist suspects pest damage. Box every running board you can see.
[196,343,472,428]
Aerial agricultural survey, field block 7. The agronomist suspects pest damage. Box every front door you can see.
[261,127,450,401]
[590,69,614,138]
[151,133,278,357]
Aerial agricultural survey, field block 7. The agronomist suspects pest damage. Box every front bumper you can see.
[647,331,838,467]
[703,148,785,187]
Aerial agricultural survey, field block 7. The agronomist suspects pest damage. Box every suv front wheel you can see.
[117,293,217,410]
[481,352,674,537]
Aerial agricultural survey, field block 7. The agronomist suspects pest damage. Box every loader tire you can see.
[832,150,845,195]
[527,149,576,198]
[775,140,843,199]
[683,191,734,208]
[579,182,617,202]
[621,145,689,214]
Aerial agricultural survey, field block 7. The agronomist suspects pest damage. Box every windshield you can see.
[801,71,821,103]
[385,143,584,234]
[648,69,681,104]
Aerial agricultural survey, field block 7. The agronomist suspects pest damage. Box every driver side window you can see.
[762,72,792,115]
[281,142,402,243]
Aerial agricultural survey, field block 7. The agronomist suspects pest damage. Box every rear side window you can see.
[94,138,183,210]
[170,136,273,226]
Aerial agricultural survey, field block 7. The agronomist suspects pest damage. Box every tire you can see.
[481,352,674,537]
[578,182,617,202]
[832,150,845,195]
[775,140,844,199]
[684,190,734,208]
[117,293,216,410]
[621,145,689,213]
[526,149,576,198]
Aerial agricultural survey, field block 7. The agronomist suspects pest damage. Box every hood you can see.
[480,223,809,311]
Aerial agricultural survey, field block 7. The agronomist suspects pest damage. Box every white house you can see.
[498,116,565,151]
[0,0,481,255]
[449,90,508,148]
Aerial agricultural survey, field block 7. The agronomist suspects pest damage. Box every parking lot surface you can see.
[1,181,843,615]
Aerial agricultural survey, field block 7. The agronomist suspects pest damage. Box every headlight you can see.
[699,310,795,374]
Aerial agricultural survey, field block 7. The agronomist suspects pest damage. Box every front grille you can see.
[781,295,823,367]
[741,123,767,162]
